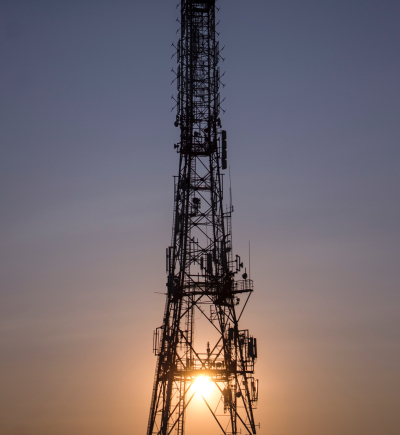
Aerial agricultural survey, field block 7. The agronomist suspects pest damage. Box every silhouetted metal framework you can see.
[147,1,258,434]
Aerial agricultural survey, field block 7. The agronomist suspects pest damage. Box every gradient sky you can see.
[1,1,399,434]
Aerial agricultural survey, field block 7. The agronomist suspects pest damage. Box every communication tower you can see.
[147,1,258,434]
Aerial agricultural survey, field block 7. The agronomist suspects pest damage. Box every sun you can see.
[192,375,213,397]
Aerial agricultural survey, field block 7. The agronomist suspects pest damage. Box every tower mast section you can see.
[147,2,258,434]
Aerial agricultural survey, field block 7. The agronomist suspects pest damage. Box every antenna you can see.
[229,165,233,212]
[249,240,251,280]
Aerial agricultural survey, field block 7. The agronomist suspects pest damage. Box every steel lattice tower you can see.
[147,1,258,434]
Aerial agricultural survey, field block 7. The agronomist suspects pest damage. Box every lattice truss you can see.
[147,2,258,434]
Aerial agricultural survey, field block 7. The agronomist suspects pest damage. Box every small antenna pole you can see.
[229,166,233,212]
[249,240,251,279]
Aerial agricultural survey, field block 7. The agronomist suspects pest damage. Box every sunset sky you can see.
[1,1,399,434]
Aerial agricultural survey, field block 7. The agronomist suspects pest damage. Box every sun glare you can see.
[192,376,213,397]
